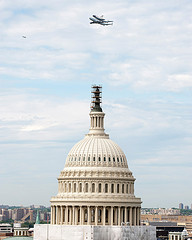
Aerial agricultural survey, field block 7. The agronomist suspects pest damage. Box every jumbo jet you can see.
[89,15,113,26]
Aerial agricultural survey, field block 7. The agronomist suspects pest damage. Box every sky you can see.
[0,0,192,208]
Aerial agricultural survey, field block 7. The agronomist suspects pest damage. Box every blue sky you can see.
[0,0,192,208]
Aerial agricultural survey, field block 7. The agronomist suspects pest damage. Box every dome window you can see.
[104,157,106,162]
[117,184,119,193]
[83,157,85,161]
[74,183,77,192]
[126,184,128,194]
[92,183,95,192]
[98,157,101,162]
[113,157,115,162]
[74,157,76,161]
[108,157,111,162]
[69,183,71,192]
[88,157,90,161]
[122,184,124,193]
[105,184,108,193]
[117,157,119,162]
[85,183,89,192]
[79,157,81,161]
[79,183,82,192]
[98,183,102,193]
[93,156,95,161]
[111,184,114,193]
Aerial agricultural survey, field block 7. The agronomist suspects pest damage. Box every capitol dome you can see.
[50,86,141,227]
[65,136,128,168]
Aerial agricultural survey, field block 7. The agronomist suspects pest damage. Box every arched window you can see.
[117,157,119,162]
[74,183,76,192]
[113,157,115,162]
[69,183,71,192]
[92,183,95,192]
[104,156,106,162]
[108,157,111,162]
[88,156,90,161]
[117,184,119,193]
[105,183,108,193]
[122,184,124,193]
[98,156,101,162]
[111,184,114,193]
[85,183,88,192]
[126,184,128,193]
[98,183,102,193]
[93,156,95,161]
[79,183,82,192]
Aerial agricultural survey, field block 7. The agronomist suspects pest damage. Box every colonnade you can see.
[51,205,141,226]
[90,116,104,129]
[169,233,182,240]
[14,229,29,236]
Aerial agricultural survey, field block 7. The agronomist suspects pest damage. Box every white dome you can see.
[50,86,141,227]
[65,135,128,168]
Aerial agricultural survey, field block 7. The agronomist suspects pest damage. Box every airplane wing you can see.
[93,15,105,21]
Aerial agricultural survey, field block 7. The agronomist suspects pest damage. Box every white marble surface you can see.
[34,225,156,240]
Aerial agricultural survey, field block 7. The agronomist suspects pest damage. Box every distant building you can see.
[184,206,189,210]
[0,224,13,233]
[179,203,184,209]
[1,209,9,221]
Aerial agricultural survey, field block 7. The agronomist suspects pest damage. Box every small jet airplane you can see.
[89,15,113,26]
[22,36,27,38]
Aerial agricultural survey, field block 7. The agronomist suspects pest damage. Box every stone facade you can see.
[34,224,156,240]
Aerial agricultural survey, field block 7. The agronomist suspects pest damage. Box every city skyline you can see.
[0,0,192,208]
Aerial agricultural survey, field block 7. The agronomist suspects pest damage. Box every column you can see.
[65,206,68,224]
[136,207,140,225]
[125,207,127,223]
[95,207,98,226]
[111,206,113,225]
[55,206,58,224]
[118,207,121,225]
[80,207,83,225]
[60,206,63,224]
[129,207,132,226]
[114,207,117,225]
[75,207,78,225]
[88,206,91,225]
[73,206,75,225]
[103,207,106,226]
[51,206,53,224]
[134,207,137,226]
[70,207,73,224]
